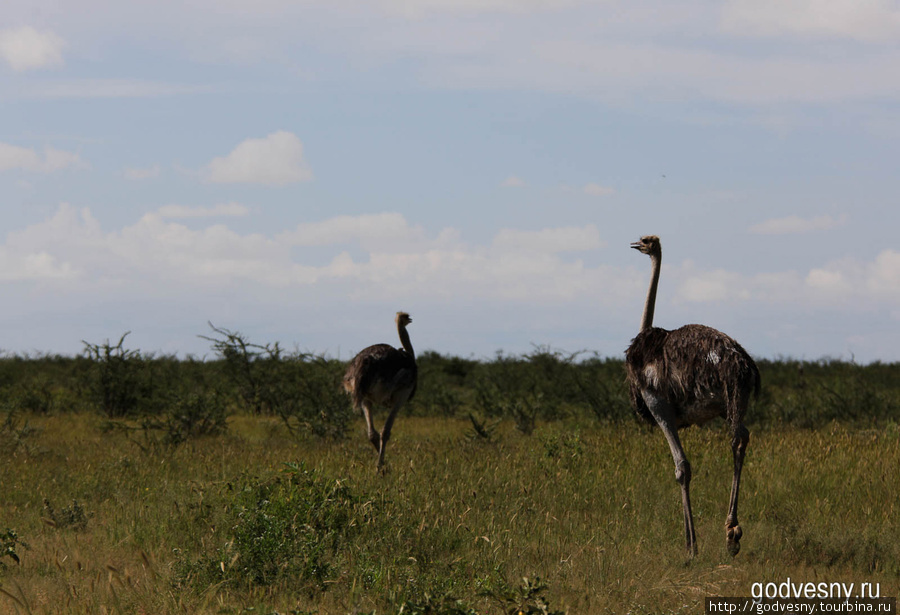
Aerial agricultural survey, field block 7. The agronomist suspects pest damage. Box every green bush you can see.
[569,354,633,422]
[82,333,161,418]
[175,462,365,593]
[41,499,89,531]
[469,347,620,430]
[0,528,27,568]
[141,389,229,447]
[479,576,565,615]
[0,409,38,457]
[753,359,899,428]
[411,351,476,417]
[203,323,352,439]
[2,328,900,432]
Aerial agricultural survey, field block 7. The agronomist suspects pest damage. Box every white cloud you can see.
[26,205,892,315]
[674,260,760,304]
[6,2,900,110]
[2,205,899,361]
[670,249,900,308]
[678,272,735,303]
[0,26,65,72]
[583,182,615,197]
[42,147,87,172]
[805,268,852,294]
[6,203,299,287]
[0,142,88,173]
[124,165,160,180]
[749,214,847,235]
[1,203,96,281]
[525,39,900,105]
[1,205,617,303]
[0,250,75,281]
[492,225,603,253]
[277,213,426,250]
[13,79,212,100]
[157,203,250,218]
[804,249,900,300]
[501,175,525,187]
[867,249,900,296]
[380,0,577,18]
[204,131,313,186]
[721,0,900,43]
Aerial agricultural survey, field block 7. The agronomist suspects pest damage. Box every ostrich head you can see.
[631,235,661,257]
[396,312,413,327]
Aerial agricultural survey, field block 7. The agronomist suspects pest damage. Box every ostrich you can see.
[343,312,417,470]
[625,235,760,557]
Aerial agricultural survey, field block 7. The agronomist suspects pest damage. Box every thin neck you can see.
[398,324,415,359]
[640,253,661,331]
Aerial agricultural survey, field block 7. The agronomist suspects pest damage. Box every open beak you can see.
[630,241,643,250]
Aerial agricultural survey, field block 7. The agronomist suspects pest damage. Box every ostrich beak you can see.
[630,241,643,250]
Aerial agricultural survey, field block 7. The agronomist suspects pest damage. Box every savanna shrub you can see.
[203,323,352,438]
[0,410,38,456]
[201,323,273,416]
[176,462,365,593]
[470,348,583,430]
[473,574,565,615]
[42,499,89,531]
[754,359,900,427]
[145,389,228,446]
[0,528,27,568]
[82,333,160,417]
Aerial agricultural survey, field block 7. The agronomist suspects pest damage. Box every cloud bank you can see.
[1,205,897,360]
[6,1,900,109]
[5,204,896,309]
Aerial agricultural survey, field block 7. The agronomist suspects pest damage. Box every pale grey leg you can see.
[645,395,697,557]
[726,424,749,556]
[361,402,380,452]
[377,399,405,470]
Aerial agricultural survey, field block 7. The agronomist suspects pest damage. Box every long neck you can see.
[640,252,661,331]
[398,323,415,359]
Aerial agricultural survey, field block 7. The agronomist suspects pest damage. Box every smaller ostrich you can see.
[626,235,760,557]
[343,312,417,470]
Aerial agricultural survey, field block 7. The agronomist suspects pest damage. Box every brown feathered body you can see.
[343,343,417,412]
[626,324,760,429]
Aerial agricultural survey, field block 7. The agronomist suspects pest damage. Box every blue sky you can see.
[1,0,899,362]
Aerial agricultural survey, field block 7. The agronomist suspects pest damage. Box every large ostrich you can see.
[343,312,417,470]
[625,235,760,557]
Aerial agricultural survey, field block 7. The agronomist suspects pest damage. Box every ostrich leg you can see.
[646,396,698,557]
[377,397,406,470]
[361,402,381,451]
[725,424,749,556]
[663,427,697,557]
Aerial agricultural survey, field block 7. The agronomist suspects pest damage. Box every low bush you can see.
[175,462,365,594]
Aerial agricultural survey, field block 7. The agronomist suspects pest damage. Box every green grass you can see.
[2,413,898,614]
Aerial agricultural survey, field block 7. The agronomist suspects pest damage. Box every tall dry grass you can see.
[2,413,898,614]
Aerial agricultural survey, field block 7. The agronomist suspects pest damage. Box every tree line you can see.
[2,327,898,449]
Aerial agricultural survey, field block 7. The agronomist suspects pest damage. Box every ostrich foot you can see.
[726,524,743,556]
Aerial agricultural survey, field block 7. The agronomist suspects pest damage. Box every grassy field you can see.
[2,411,898,614]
